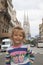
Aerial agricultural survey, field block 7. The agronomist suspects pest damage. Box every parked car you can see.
[37,42,43,48]
[30,44,35,47]
[1,39,12,52]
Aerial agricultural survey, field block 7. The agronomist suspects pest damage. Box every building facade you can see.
[7,0,21,28]
[0,0,12,42]
[39,18,43,42]
[0,0,21,43]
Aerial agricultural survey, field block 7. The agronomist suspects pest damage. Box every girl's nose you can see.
[17,35,20,38]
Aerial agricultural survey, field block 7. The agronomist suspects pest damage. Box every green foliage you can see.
[30,39,36,46]
[24,40,31,44]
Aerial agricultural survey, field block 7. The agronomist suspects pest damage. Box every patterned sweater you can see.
[5,44,35,65]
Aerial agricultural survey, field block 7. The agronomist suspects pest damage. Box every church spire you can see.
[23,11,31,40]
[27,12,28,22]
[26,12,30,26]
[24,11,26,24]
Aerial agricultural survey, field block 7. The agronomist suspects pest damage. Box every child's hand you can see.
[29,60,34,63]
[32,51,35,55]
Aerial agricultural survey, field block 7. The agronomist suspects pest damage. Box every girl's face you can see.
[12,29,23,45]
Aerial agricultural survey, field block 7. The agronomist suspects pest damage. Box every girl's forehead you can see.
[13,29,23,33]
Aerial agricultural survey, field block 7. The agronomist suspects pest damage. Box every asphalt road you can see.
[0,53,5,65]
[32,53,43,65]
[31,47,43,54]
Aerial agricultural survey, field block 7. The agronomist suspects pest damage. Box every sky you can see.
[12,0,43,37]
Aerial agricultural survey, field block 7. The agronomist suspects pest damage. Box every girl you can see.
[5,26,35,65]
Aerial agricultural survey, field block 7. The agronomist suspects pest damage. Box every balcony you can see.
[0,33,11,38]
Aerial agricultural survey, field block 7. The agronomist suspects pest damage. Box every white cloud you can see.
[12,0,43,10]
[39,3,43,10]
[12,0,43,37]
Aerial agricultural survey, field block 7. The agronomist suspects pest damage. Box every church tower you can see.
[23,12,31,40]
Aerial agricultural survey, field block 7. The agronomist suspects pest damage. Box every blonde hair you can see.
[11,26,25,40]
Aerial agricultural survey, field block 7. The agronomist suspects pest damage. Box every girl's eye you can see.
[19,35,23,37]
[14,34,17,36]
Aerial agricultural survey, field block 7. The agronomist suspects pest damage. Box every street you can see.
[32,54,43,65]
[0,47,43,65]
[0,0,43,65]
[31,47,43,54]
[0,53,5,65]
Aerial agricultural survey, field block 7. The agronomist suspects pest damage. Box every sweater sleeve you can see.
[5,51,11,65]
[27,45,35,62]
[29,50,35,61]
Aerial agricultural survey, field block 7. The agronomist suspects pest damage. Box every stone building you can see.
[0,0,11,42]
[39,18,43,42]
[0,0,21,43]
[7,0,21,32]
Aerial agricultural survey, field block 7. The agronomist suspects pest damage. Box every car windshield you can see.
[5,42,11,45]
[2,42,5,45]
[2,42,11,45]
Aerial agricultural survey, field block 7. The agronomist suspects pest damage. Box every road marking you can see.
[34,52,43,54]
[0,53,2,55]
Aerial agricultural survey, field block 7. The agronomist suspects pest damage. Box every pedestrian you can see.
[5,26,35,65]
